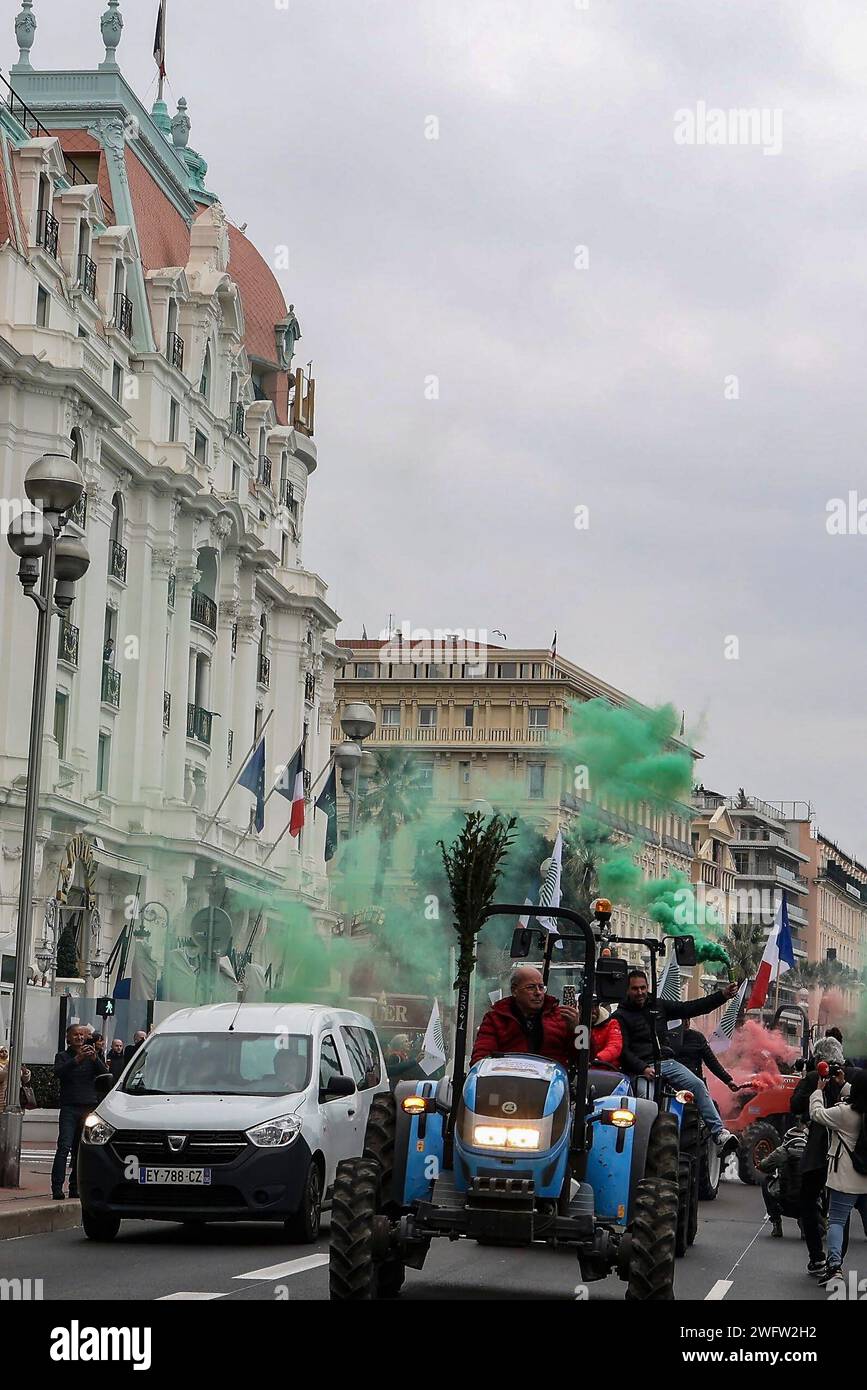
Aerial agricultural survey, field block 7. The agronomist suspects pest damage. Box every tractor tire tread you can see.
[626,1178,678,1301]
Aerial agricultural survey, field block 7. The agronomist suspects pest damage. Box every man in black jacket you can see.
[790,1034,857,1275]
[51,1023,110,1200]
[616,969,738,1144]
[675,1025,739,1092]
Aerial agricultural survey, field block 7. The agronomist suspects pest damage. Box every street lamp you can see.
[0,453,89,1188]
[335,702,376,838]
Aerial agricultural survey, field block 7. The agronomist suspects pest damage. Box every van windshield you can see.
[122,1032,312,1097]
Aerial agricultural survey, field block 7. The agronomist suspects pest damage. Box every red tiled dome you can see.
[227,223,287,369]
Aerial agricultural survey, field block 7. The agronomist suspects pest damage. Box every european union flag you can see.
[238,736,266,833]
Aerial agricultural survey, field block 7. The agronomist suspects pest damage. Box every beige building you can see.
[334,638,697,945]
[788,823,867,1018]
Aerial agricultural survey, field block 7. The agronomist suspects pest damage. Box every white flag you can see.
[419,999,447,1076]
[537,830,563,936]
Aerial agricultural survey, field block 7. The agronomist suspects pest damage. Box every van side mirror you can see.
[674,936,697,967]
[95,1072,116,1096]
[322,1074,356,1100]
[595,956,628,1002]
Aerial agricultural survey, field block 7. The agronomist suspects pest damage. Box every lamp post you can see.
[334,702,376,837]
[0,453,89,1188]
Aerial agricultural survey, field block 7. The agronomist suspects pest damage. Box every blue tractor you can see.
[329,903,699,1301]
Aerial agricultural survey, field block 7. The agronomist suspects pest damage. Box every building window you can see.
[112,362,123,401]
[382,706,400,727]
[356,662,377,678]
[418,705,437,728]
[417,760,434,795]
[97,732,110,792]
[280,533,288,567]
[36,285,50,327]
[169,397,180,442]
[532,663,543,678]
[459,760,471,787]
[231,463,240,496]
[528,763,545,799]
[528,706,549,728]
[54,691,69,760]
[200,345,212,403]
[463,705,474,727]
[194,430,208,465]
[499,662,517,678]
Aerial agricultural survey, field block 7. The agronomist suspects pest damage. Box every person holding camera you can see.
[51,1023,110,1201]
[808,1065,867,1286]
[791,1034,854,1275]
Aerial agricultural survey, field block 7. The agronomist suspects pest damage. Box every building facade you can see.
[0,11,339,1005]
[788,822,867,999]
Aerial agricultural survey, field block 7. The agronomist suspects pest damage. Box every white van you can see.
[77,1003,387,1242]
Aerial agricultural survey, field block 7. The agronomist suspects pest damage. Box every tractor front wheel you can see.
[625,1178,678,1300]
[361,1091,405,1294]
[737,1121,780,1186]
[330,1158,382,1300]
[644,1112,680,1187]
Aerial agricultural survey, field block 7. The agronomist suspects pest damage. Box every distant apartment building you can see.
[787,823,867,986]
[335,637,697,944]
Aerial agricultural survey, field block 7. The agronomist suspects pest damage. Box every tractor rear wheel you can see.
[737,1121,780,1186]
[676,1158,692,1257]
[360,1091,405,1295]
[625,1178,678,1300]
[686,1160,699,1246]
[644,1112,680,1187]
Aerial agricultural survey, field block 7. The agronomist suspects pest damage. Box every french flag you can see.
[746,891,796,1011]
[278,746,306,836]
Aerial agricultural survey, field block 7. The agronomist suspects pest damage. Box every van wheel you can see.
[82,1209,120,1242]
[284,1161,322,1243]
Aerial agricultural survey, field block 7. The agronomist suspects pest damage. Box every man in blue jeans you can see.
[616,969,739,1145]
[51,1023,109,1200]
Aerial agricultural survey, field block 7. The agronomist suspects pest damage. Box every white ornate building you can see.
[0,6,340,1005]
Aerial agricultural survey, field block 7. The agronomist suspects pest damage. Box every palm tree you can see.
[561,819,614,917]
[360,749,429,901]
[785,959,820,992]
[720,921,766,980]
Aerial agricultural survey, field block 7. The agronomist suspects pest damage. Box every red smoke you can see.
[705,1020,798,1120]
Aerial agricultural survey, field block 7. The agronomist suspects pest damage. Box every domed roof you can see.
[227,222,288,368]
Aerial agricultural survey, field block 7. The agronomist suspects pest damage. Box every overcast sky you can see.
[26,0,867,856]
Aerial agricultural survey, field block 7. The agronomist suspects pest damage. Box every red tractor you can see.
[728,1005,814,1185]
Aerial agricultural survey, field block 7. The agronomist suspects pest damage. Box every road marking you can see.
[157,1292,227,1301]
[705,1280,733,1301]
[233,1253,329,1281]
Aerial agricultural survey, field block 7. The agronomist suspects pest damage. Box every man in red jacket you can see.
[471,966,580,1068]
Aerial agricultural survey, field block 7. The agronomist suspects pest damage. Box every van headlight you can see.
[81,1115,115,1146]
[246,1115,302,1148]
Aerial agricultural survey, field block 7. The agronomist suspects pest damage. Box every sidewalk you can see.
[0,1146,82,1241]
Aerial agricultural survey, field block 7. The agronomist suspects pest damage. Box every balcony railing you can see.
[167,572,176,609]
[163,691,171,730]
[233,402,247,438]
[258,457,272,489]
[341,725,553,746]
[227,730,234,765]
[113,292,133,339]
[0,73,114,221]
[66,490,87,529]
[231,622,238,655]
[187,703,212,746]
[167,332,185,371]
[304,671,315,704]
[101,664,121,709]
[257,654,271,689]
[108,539,127,583]
[191,589,217,632]
[36,207,59,259]
[281,480,299,516]
[58,619,79,667]
[78,253,97,300]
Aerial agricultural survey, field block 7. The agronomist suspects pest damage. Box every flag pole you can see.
[158,0,167,104]
[260,754,334,867]
[199,708,274,844]
[235,735,307,857]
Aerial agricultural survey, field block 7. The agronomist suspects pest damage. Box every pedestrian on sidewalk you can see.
[791,1035,853,1275]
[123,1030,147,1065]
[810,1068,867,1286]
[51,1024,109,1201]
[107,1038,126,1082]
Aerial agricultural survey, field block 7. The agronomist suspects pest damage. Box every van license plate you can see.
[139,1168,212,1185]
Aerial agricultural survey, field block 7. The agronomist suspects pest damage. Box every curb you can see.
[0,1200,82,1241]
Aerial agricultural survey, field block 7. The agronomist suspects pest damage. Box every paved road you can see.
[4,1173,860,1303]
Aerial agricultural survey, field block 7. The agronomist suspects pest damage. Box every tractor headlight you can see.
[472,1125,542,1150]
[80,1114,114,1146]
[246,1115,302,1147]
[610,1109,635,1129]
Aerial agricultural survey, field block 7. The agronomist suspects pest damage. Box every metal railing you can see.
[163,691,171,730]
[168,332,184,371]
[66,491,87,528]
[187,703,212,746]
[113,292,133,339]
[58,619,79,667]
[36,207,59,258]
[258,457,272,489]
[0,73,115,221]
[281,480,298,515]
[101,665,121,709]
[231,622,238,655]
[233,402,247,438]
[257,654,271,688]
[227,730,233,765]
[78,253,97,300]
[191,589,217,632]
[304,671,315,704]
[167,572,176,609]
[108,539,127,582]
